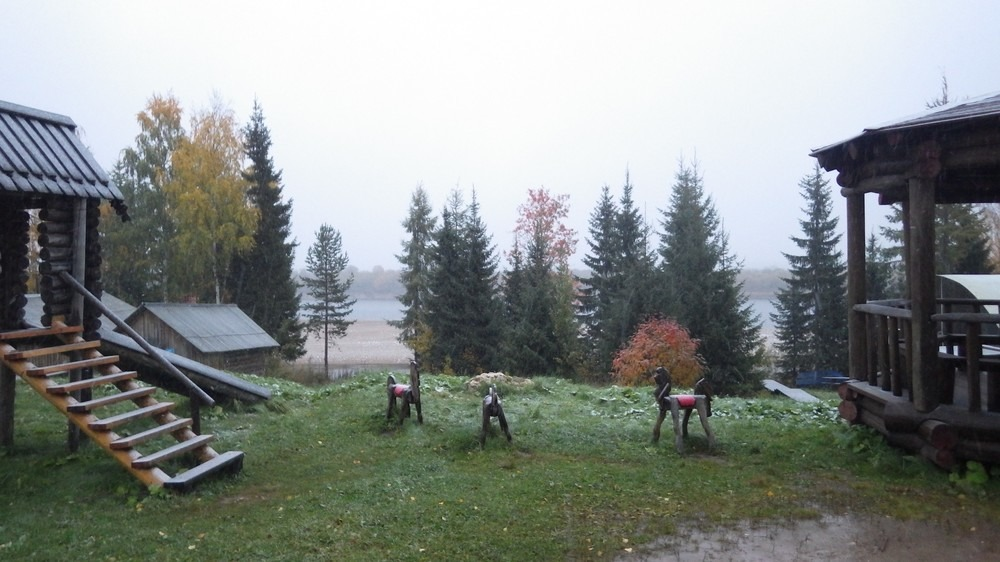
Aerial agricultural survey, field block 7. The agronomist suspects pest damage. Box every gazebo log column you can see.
[846,192,867,384]
[908,173,939,412]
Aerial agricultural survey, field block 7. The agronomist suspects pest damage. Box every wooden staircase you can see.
[0,321,243,492]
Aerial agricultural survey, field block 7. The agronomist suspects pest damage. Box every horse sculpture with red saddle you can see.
[387,359,423,424]
[651,366,715,453]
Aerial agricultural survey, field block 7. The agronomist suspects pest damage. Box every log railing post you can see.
[876,315,889,389]
[0,362,13,447]
[966,322,982,413]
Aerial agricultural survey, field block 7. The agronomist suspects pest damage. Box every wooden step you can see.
[0,324,83,341]
[89,402,175,431]
[47,371,139,395]
[25,355,120,377]
[164,450,245,493]
[3,340,101,360]
[66,386,157,413]
[110,418,193,450]
[132,434,215,469]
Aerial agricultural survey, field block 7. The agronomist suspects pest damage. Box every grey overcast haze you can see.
[4,1,1000,272]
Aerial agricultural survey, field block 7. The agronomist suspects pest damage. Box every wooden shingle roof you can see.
[0,99,124,202]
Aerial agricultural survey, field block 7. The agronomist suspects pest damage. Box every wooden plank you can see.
[0,324,82,341]
[66,386,156,413]
[47,371,138,395]
[110,418,193,450]
[164,450,244,493]
[3,339,100,360]
[0,363,13,447]
[89,402,174,431]
[761,379,820,403]
[25,355,119,377]
[132,434,215,469]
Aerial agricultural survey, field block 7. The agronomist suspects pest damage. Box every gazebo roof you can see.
[0,99,124,203]
[811,91,1000,205]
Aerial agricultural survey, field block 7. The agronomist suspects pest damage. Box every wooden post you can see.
[908,174,939,412]
[846,193,868,383]
[967,322,982,412]
[888,316,902,396]
[71,199,87,325]
[876,316,889,389]
[0,362,13,447]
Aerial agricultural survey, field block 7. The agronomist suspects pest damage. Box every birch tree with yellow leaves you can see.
[166,97,257,303]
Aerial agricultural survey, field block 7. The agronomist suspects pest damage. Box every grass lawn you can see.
[2,372,999,560]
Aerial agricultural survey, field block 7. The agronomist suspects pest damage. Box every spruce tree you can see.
[881,203,994,277]
[865,232,894,301]
[302,224,356,374]
[503,219,559,375]
[658,159,763,395]
[393,185,437,357]
[612,174,657,356]
[228,100,305,360]
[460,190,502,372]
[425,189,501,374]
[425,192,466,372]
[577,174,656,378]
[771,165,848,378]
[577,185,620,374]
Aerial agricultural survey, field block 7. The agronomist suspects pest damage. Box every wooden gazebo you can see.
[0,100,242,490]
[812,92,1000,468]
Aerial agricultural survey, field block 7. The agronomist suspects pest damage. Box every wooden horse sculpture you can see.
[480,384,512,448]
[651,366,715,453]
[387,359,423,424]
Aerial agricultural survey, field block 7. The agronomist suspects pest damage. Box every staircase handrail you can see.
[58,271,215,408]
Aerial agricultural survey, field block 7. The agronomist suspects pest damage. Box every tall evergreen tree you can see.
[881,203,993,277]
[658,159,763,395]
[577,174,656,378]
[425,189,501,374]
[865,232,894,301]
[503,218,560,375]
[612,174,657,355]
[577,185,620,374]
[771,165,849,377]
[227,100,305,360]
[460,190,502,372]
[393,185,437,357]
[302,224,356,374]
[507,187,580,377]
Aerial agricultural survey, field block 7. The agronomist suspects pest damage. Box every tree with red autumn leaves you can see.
[611,317,704,388]
[512,187,578,271]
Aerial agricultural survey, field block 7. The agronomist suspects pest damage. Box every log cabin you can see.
[0,99,243,490]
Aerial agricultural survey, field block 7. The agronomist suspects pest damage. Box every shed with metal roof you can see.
[123,303,279,375]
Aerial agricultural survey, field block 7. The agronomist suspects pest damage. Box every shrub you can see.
[611,317,704,387]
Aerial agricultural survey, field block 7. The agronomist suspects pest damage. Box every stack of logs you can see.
[37,197,104,340]
[838,380,1000,469]
[0,204,30,330]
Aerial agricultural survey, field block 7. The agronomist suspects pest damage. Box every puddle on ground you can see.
[619,514,998,561]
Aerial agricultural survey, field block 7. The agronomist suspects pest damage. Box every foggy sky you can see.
[5,1,1000,271]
